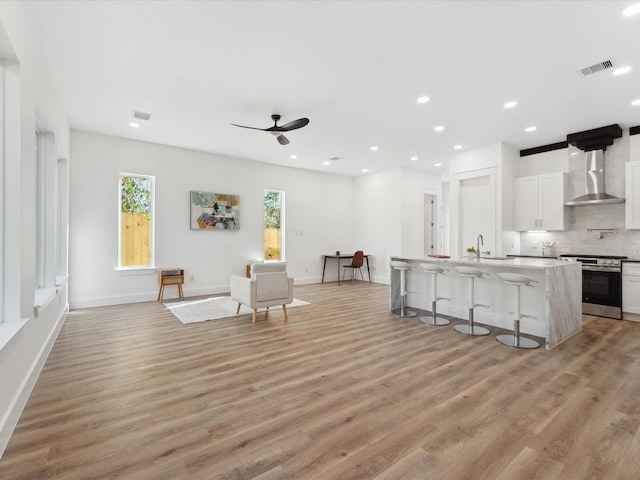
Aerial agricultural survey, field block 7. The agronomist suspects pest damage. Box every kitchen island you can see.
[390,255,582,349]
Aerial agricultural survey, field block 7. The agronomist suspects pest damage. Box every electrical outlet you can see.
[304,267,308,273]
[189,275,194,281]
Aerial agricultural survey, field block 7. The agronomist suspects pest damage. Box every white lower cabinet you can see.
[623,263,640,319]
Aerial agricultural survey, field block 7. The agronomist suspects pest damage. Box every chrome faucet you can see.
[476,234,483,259]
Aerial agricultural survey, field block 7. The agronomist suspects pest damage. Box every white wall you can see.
[449,143,501,256]
[353,166,442,283]
[354,168,401,284]
[401,167,442,256]
[516,147,568,177]
[69,131,357,307]
[632,133,640,163]
[500,143,520,254]
[449,142,522,257]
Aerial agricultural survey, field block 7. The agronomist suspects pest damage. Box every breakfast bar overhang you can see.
[390,256,583,350]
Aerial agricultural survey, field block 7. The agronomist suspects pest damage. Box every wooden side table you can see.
[158,268,185,302]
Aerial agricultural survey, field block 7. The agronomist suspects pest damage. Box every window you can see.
[56,158,69,280]
[119,173,154,268]
[36,131,57,289]
[33,131,68,315]
[264,190,284,260]
[1,52,26,341]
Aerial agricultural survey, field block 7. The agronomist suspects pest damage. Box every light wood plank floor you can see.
[2,282,640,479]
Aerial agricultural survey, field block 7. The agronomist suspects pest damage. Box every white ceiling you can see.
[30,0,640,177]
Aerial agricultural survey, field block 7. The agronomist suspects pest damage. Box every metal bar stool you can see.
[418,263,450,326]
[390,261,417,317]
[453,266,491,336]
[496,272,540,349]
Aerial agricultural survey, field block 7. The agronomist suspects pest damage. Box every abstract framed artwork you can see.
[190,191,239,230]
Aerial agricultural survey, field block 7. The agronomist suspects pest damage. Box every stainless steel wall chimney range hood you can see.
[565,124,624,206]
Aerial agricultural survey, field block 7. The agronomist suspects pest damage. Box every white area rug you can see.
[165,296,310,324]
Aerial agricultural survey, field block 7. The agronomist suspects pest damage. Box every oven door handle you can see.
[582,266,621,273]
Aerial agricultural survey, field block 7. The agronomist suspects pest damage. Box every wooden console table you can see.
[322,254,371,285]
[157,268,185,302]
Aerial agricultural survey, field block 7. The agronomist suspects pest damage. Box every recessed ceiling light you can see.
[525,126,537,132]
[632,98,640,106]
[362,168,369,173]
[623,3,640,16]
[504,101,518,109]
[290,154,297,159]
[410,156,418,161]
[129,122,140,128]
[434,163,442,167]
[370,146,379,151]
[323,161,330,166]
[417,96,430,104]
[434,125,445,132]
[613,66,632,75]
[454,145,463,150]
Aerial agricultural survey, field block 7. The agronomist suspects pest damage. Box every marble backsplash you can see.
[520,203,640,259]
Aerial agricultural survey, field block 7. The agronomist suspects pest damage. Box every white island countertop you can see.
[389,255,582,349]
[396,255,568,270]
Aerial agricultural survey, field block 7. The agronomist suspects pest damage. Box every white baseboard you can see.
[0,305,68,458]
[70,277,388,309]
[69,285,231,309]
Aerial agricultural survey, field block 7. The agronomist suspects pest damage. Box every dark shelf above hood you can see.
[567,124,622,152]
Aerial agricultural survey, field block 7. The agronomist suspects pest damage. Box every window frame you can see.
[35,131,57,290]
[117,172,155,270]
[263,189,285,261]
[1,54,28,347]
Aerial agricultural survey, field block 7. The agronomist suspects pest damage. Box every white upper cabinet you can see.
[514,172,568,231]
[626,161,640,229]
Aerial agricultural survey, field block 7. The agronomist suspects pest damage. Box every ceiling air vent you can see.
[579,60,614,77]
[132,110,152,121]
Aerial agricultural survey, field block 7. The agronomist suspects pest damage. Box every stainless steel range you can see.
[558,254,627,319]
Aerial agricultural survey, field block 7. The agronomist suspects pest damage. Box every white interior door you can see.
[459,174,496,256]
[423,193,435,255]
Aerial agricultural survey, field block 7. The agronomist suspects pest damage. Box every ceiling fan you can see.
[231,114,309,145]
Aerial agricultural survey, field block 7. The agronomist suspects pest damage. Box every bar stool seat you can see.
[390,261,417,318]
[496,272,539,349]
[453,266,490,336]
[418,263,450,326]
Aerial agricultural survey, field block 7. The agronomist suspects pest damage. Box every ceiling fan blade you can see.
[280,117,309,131]
[230,123,267,131]
[265,118,310,132]
[277,134,290,145]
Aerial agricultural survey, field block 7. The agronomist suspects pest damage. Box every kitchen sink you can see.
[480,256,515,260]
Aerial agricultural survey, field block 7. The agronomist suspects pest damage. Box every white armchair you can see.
[230,262,294,323]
